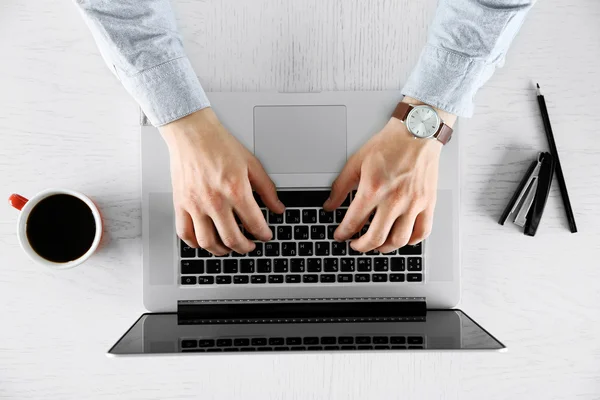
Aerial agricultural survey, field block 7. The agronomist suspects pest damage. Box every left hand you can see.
[323,115,446,254]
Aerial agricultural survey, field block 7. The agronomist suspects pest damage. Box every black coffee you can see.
[26,194,96,263]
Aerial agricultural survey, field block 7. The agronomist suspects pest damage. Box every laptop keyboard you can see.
[179,190,424,286]
[180,334,425,352]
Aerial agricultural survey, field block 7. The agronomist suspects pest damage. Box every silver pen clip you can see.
[509,153,543,227]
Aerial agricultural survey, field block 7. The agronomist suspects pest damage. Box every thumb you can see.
[324,154,361,211]
[248,159,285,214]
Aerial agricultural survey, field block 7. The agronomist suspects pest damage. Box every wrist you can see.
[401,96,457,128]
[159,107,219,147]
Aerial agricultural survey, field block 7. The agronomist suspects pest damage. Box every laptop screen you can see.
[108,310,504,355]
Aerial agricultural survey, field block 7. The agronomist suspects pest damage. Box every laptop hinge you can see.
[177,297,426,324]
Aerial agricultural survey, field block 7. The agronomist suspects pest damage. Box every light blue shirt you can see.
[75,0,535,126]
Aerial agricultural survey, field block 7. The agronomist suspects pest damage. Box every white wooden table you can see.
[1,0,599,399]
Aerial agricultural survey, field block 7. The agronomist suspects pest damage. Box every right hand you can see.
[160,108,284,256]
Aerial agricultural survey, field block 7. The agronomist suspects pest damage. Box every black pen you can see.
[536,83,577,233]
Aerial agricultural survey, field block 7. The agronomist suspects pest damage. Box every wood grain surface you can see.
[1,0,599,399]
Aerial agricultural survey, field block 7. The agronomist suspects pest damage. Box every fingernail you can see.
[277,200,285,208]
[323,197,331,208]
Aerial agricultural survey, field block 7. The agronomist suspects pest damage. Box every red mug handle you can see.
[8,194,29,211]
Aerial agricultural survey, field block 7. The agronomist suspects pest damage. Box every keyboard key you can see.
[269,337,284,345]
[286,209,301,224]
[408,336,424,345]
[269,274,284,284]
[260,208,267,219]
[298,242,313,256]
[216,275,232,284]
[340,258,354,272]
[181,339,197,348]
[257,259,272,273]
[360,226,369,236]
[207,260,221,274]
[198,276,214,284]
[275,190,337,207]
[251,338,267,346]
[390,274,405,282]
[341,345,356,350]
[356,337,371,344]
[269,226,276,239]
[290,258,305,272]
[335,208,347,223]
[407,273,423,282]
[180,241,196,258]
[206,348,222,352]
[294,226,309,240]
[274,259,289,273]
[357,345,373,350]
[391,346,407,350]
[332,242,347,256]
[349,246,362,256]
[399,243,422,255]
[265,242,280,257]
[366,249,379,256]
[198,339,215,347]
[282,242,297,256]
[337,274,353,283]
[382,250,396,255]
[290,346,306,351]
[244,228,255,241]
[217,339,232,347]
[324,346,340,350]
[181,276,197,285]
[321,337,337,345]
[224,260,238,273]
[249,243,263,257]
[274,346,290,351]
[408,346,424,349]
[374,345,390,350]
[373,274,388,282]
[355,274,370,283]
[286,337,302,345]
[319,209,334,223]
[327,225,337,239]
[307,258,322,272]
[286,274,301,283]
[339,336,354,344]
[374,258,389,271]
[311,225,326,240]
[373,336,389,344]
[303,337,319,345]
[407,257,422,271]
[251,275,267,284]
[303,274,318,283]
[231,251,246,257]
[390,336,406,344]
[181,260,204,274]
[277,226,292,240]
[324,258,339,272]
[234,275,249,284]
[268,211,284,224]
[391,257,405,271]
[320,274,336,283]
[307,346,323,351]
[357,258,372,271]
[234,338,250,346]
[302,209,317,224]
[240,259,255,273]
[315,242,330,256]
[198,248,212,258]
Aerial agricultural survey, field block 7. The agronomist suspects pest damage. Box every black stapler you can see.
[498,152,555,236]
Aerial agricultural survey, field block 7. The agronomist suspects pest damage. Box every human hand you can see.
[324,109,450,253]
[160,108,284,256]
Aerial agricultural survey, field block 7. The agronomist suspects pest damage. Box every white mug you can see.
[8,189,103,269]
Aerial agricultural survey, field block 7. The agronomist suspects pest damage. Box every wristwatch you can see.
[392,102,453,145]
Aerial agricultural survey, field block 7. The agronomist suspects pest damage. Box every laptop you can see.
[108,91,505,355]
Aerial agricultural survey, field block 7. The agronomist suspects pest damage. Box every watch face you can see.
[406,106,441,139]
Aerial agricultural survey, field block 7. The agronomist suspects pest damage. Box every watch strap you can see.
[392,102,412,121]
[435,124,453,145]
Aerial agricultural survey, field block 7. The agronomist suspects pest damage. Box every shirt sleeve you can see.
[402,0,536,118]
[74,0,210,127]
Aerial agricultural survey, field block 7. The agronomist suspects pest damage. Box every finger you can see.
[248,159,285,214]
[191,213,229,256]
[324,155,361,211]
[175,208,199,248]
[376,213,417,254]
[334,182,378,242]
[233,183,272,242]
[408,207,434,245]
[211,209,256,254]
[350,203,398,253]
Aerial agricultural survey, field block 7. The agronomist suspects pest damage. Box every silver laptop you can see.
[108,91,505,355]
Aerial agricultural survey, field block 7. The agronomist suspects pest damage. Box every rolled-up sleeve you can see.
[402,0,536,117]
[74,0,210,126]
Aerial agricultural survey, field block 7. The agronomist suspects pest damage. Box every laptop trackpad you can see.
[254,105,347,174]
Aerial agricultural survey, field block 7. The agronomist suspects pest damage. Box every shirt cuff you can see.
[120,57,210,127]
[402,44,494,118]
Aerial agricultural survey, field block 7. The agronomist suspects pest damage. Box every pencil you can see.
[536,83,577,233]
